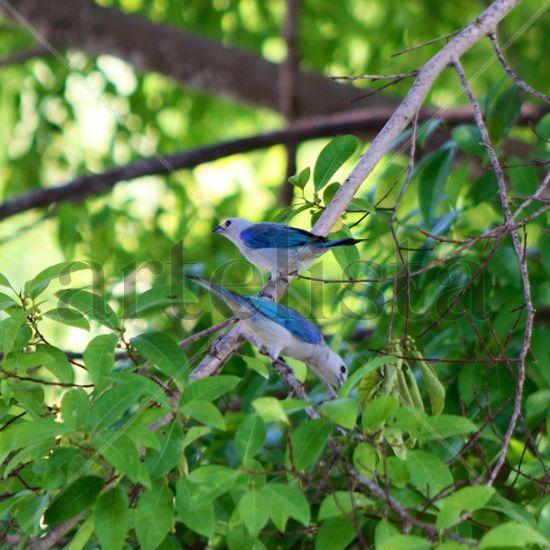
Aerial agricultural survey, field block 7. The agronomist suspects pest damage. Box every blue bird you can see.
[189,276,348,387]
[213,218,366,279]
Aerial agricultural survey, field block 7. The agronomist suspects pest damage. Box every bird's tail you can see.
[187,276,249,312]
[318,237,368,249]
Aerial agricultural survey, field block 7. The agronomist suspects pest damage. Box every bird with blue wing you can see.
[188,276,348,388]
[213,217,366,279]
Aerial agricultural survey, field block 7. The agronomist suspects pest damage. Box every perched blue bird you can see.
[189,276,348,387]
[213,218,366,279]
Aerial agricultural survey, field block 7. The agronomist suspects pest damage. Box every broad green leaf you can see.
[84,334,118,392]
[180,375,241,404]
[479,522,545,548]
[94,486,130,550]
[61,388,89,431]
[56,289,119,330]
[0,273,11,288]
[135,481,174,550]
[291,418,331,471]
[235,413,266,463]
[313,135,359,191]
[318,491,372,521]
[131,332,188,383]
[243,355,270,379]
[338,356,394,398]
[261,483,310,528]
[375,518,399,547]
[252,396,289,424]
[362,396,400,433]
[0,312,27,354]
[25,261,89,299]
[44,476,104,526]
[180,400,226,430]
[353,442,377,477]
[187,465,240,502]
[67,514,94,550]
[145,422,184,477]
[417,415,476,440]
[320,398,358,430]
[437,485,493,530]
[182,426,211,450]
[126,285,182,317]
[0,292,18,310]
[43,307,90,331]
[93,432,142,483]
[315,517,356,550]
[487,85,522,144]
[406,450,453,496]
[175,478,214,538]
[236,490,269,535]
[378,535,431,550]
[40,344,74,383]
[288,166,311,189]
[8,380,46,419]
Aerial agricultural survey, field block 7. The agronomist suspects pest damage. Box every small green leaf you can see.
[175,478,214,538]
[94,486,130,550]
[126,285,182,317]
[314,135,359,191]
[315,517,356,550]
[437,485,494,530]
[56,289,119,330]
[452,125,486,158]
[291,418,331,471]
[339,356,393,398]
[243,355,270,379]
[362,396,400,433]
[145,422,184,477]
[132,332,188,383]
[479,522,545,549]
[235,413,266,463]
[0,273,12,288]
[288,166,311,189]
[44,476,104,526]
[84,334,118,392]
[135,481,174,550]
[375,518,399,546]
[417,415,476,440]
[320,398,358,430]
[93,432,141,483]
[181,375,240,404]
[378,535,431,550]
[406,450,453,496]
[353,442,377,477]
[0,292,18,310]
[236,490,269,535]
[252,396,289,424]
[25,261,89,299]
[261,483,310,528]
[61,388,89,431]
[43,307,90,331]
[186,465,239,503]
[318,491,372,521]
[181,400,226,430]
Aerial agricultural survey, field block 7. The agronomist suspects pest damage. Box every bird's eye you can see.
[340,365,346,374]
[225,220,231,227]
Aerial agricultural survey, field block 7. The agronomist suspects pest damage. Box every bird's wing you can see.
[239,223,326,249]
[248,297,323,344]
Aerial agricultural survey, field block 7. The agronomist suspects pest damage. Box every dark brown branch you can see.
[0,104,544,221]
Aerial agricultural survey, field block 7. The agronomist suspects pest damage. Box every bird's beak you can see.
[212,225,223,233]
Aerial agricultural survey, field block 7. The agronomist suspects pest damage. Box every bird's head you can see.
[212,217,252,241]
[321,349,348,388]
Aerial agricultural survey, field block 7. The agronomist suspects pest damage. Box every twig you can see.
[390,29,462,57]
[489,33,550,104]
[331,71,419,81]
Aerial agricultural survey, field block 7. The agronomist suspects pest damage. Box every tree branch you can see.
[190,0,524,381]
[0,0,393,116]
[0,103,543,221]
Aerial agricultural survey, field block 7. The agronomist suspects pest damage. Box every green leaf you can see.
[406,450,453,496]
[135,481,174,550]
[452,125,486,158]
[353,442,377,477]
[0,312,27,354]
[186,465,239,502]
[0,273,12,288]
[288,166,311,189]
[44,476,104,526]
[291,418,331,470]
[236,490,269,535]
[25,261,89,299]
[0,292,18,310]
[145,422,184,477]
[375,518,399,547]
[418,118,443,147]
[43,307,90,331]
[362,396,400,433]
[252,396,289,424]
[56,289,119,330]
[479,522,545,549]
[61,388,89,431]
[67,514,94,550]
[84,334,118,392]
[437,485,493,531]
[126,285,182,317]
[320,398,358,430]
[175,478,214,538]
[132,332,188,384]
[235,413,266,463]
[243,355,270,379]
[378,535,431,550]
[318,491,372,521]
[261,483,310,528]
[417,415,476,440]
[182,426,211,450]
[40,344,74,383]
[416,359,445,416]
[338,356,393,398]
[94,486,130,550]
[181,375,241,404]
[93,432,142,483]
[416,145,454,223]
[315,517,356,550]
[180,400,226,430]
[313,135,359,191]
